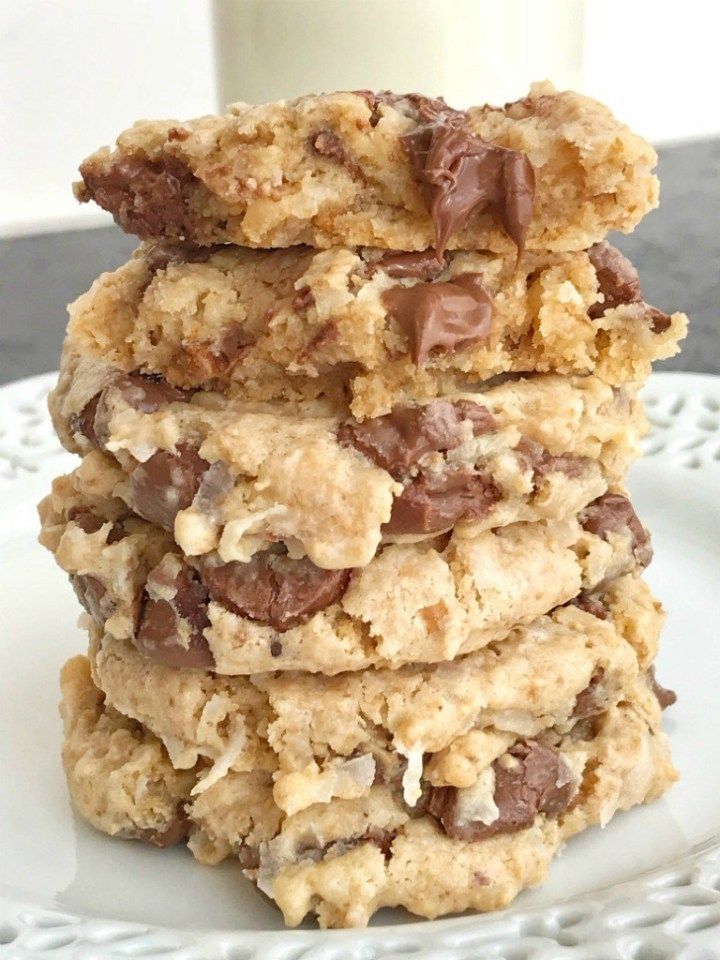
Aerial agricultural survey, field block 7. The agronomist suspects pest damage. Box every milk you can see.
[212,0,584,109]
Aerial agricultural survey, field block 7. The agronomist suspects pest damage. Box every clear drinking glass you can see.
[212,0,585,109]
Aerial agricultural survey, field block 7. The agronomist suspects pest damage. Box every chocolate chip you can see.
[70,573,116,623]
[294,825,398,866]
[112,372,188,412]
[69,509,105,535]
[270,640,283,657]
[579,493,652,568]
[72,372,188,451]
[143,241,225,272]
[384,468,501,535]
[516,438,589,481]
[237,843,261,870]
[135,560,214,668]
[572,668,606,719]
[425,741,575,842]
[587,242,642,319]
[77,153,197,241]
[372,250,446,280]
[71,393,100,447]
[453,399,499,435]
[644,304,673,334]
[196,551,351,632]
[213,325,253,369]
[292,286,315,313]
[127,445,209,531]
[383,273,493,366]
[357,827,396,860]
[67,506,126,544]
[338,399,496,478]
[570,592,609,621]
[403,117,535,257]
[309,128,362,178]
[647,666,677,710]
[299,321,337,359]
[134,807,190,848]
[183,325,254,380]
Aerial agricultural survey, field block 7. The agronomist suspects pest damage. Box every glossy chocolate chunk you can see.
[338,399,496,478]
[68,507,126,544]
[383,273,493,365]
[71,372,187,450]
[588,242,642,319]
[384,468,500,534]
[373,250,446,280]
[111,372,187,412]
[426,741,576,842]
[77,153,196,240]
[197,551,351,632]
[70,573,116,623]
[127,445,209,531]
[647,666,677,710]
[309,128,361,178]
[580,492,652,568]
[572,668,607,718]
[70,393,101,447]
[645,305,673,334]
[570,592,609,621]
[516,438,590,481]
[135,560,214,669]
[403,114,535,257]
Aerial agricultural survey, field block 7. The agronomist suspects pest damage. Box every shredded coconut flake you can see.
[274,753,376,815]
[191,721,246,796]
[163,735,198,770]
[133,774,149,806]
[397,742,424,806]
[455,766,499,827]
[217,506,288,562]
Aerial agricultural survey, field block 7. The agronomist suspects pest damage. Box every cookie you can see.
[48,367,645,569]
[60,660,677,927]
[87,573,663,816]
[41,469,652,673]
[60,656,193,845]
[74,84,658,255]
[61,241,685,419]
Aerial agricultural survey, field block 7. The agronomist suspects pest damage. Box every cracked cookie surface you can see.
[61,659,677,927]
[41,467,652,673]
[60,241,685,419]
[74,84,658,255]
[48,369,646,570]
[86,574,664,816]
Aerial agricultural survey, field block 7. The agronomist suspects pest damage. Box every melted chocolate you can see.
[383,273,493,365]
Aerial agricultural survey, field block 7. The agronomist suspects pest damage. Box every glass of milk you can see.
[212,0,585,109]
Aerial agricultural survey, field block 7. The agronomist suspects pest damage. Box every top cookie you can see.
[75,83,658,254]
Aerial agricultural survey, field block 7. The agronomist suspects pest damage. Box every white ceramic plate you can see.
[1,371,719,960]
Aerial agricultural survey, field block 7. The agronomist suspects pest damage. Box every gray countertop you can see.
[1,138,718,385]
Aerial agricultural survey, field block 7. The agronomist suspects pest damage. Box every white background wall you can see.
[1,0,718,238]
[0,1,216,236]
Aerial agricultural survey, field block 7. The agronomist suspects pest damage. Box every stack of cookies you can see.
[40,84,686,928]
